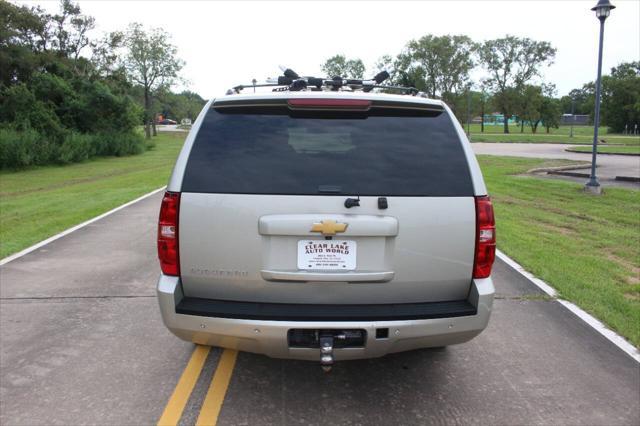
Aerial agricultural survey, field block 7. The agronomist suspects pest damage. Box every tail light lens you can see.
[473,196,496,279]
[158,191,180,276]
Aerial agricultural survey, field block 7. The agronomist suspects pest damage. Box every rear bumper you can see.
[157,275,494,361]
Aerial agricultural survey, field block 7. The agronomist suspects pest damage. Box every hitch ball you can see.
[319,335,335,371]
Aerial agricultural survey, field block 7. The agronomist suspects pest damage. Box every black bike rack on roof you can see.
[228,68,422,96]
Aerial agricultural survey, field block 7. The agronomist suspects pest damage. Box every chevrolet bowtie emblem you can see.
[310,220,348,236]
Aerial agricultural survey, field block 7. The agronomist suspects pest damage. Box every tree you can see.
[531,83,559,133]
[374,54,404,85]
[516,85,543,133]
[478,35,556,133]
[540,100,560,133]
[0,1,50,85]
[51,0,95,62]
[321,55,365,79]
[479,88,492,133]
[155,89,206,122]
[122,23,184,138]
[394,34,476,108]
[0,1,51,54]
[601,61,640,133]
[446,88,487,126]
[559,87,594,117]
[88,31,127,89]
[0,1,148,169]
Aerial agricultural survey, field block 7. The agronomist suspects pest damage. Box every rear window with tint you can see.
[182,105,473,196]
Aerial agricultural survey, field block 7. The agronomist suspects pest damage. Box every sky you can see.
[23,0,640,99]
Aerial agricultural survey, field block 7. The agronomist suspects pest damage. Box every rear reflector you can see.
[473,196,496,279]
[287,98,371,110]
[157,191,180,276]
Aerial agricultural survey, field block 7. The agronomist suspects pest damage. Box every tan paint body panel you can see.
[179,193,475,304]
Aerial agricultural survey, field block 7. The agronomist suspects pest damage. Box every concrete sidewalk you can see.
[472,143,640,182]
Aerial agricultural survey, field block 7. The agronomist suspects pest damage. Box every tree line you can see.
[0,0,205,169]
[322,35,639,134]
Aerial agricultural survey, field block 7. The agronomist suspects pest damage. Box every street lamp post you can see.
[466,87,472,137]
[480,89,486,133]
[585,0,615,194]
[570,96,575,138]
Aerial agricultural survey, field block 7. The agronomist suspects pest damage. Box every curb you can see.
[615,175,640,183]
[528,164,639,183]
[527,164,591,174]
[548,170,590,178]
[564,148,640,156]
[545,171,640,183]
[496,250,640,363]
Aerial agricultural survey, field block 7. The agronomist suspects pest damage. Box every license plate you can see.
[297,240,356,270]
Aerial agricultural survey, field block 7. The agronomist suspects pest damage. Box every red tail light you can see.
[158,191,180,276]
[473,196,496,279]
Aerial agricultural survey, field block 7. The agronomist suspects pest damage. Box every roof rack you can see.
[228,68,422,96]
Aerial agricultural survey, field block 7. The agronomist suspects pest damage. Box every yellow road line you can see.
[195,349,239,426]
[157,345,211,426]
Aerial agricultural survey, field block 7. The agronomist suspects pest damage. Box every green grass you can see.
[471,133,640,145]
[467,124,640,145]
[565,145,640,155]
[0,132,185,258]
[479,155,640,347]
[469,123,609,136]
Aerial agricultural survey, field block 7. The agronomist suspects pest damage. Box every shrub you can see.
[57,132,92,164]
[0,127,146,170]
[0,127,51,169]
[0,83,66,144]
[90,132,146,157]
[145,138,156,150]
[65,79,143,135]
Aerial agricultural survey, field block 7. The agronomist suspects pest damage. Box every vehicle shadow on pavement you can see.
[217,347,472,425]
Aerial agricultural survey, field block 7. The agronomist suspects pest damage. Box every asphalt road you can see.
[156,125,189,133]
[472,142,640,180]
[1,192,639,425]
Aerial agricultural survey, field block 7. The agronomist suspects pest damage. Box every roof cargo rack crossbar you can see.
[227,68,422,96]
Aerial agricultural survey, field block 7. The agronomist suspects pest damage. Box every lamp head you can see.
[591,0,615,20]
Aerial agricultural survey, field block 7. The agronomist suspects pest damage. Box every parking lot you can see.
[1,192,639,426]
[472,143,640,182]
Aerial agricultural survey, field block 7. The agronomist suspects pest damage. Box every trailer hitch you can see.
[319,334,336,372]
[287,329,367,372]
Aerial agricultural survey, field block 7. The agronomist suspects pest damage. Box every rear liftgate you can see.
[176,69,489,370]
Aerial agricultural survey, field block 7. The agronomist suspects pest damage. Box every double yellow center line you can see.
[157,346,238,426]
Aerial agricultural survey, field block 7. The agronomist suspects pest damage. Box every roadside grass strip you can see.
[565,145,640,155]
[480,155,640,349]
[0,186,165,266]
[471,133,640,144]
[497,250,640,363]
[157,345,211,426]
[0,132,185,259]
[469,125,640,145]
